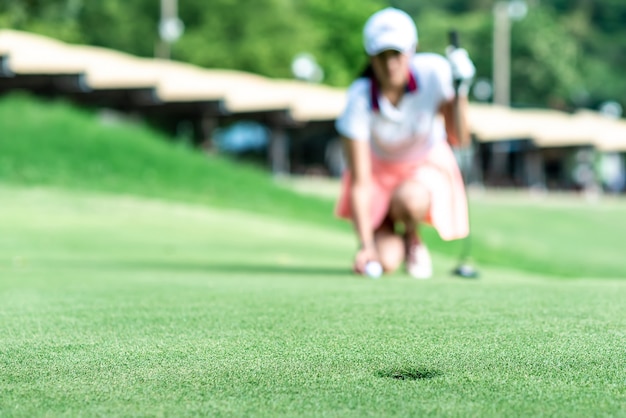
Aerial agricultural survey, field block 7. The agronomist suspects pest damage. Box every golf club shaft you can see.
[448,29,473,264]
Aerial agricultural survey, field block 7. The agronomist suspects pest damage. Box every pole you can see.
[157,0,180,60]
[493,1,510,106]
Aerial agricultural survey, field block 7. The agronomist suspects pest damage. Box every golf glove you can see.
[446,46,475,96]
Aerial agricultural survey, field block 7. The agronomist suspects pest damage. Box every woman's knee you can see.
[375,230,405,273]
[390,181,430,221]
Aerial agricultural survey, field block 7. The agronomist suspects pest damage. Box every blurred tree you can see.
[510,7,584,108]
[77,0,159,57]
[575,0,626,110]
[0,0,624,110]
[538,0,626,109]
[0,0,83,42]
[298,0,386,86]
[174,0,320,79]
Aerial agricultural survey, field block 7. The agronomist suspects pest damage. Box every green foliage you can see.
[511,7,585,107]
[531,0,626,109]
[1,0,625,109]
[77,0,159,57]
[175,0,320,79]
[297,0,386,85]
[0,0,83,42]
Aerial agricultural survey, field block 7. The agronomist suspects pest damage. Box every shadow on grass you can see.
[201,262,352,276]
[48,258,353,277]
[377,368,442,381]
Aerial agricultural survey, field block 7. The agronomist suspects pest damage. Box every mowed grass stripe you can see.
[1,186,625,417]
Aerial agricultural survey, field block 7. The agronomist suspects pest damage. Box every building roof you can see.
[1,28,626,148]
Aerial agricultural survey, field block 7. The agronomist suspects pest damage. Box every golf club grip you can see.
[449,30,459,49]
[448,30,461,92]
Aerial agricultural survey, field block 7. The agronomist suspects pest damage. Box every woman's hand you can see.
[353,244,379,275]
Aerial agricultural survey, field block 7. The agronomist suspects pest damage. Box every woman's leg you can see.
[388,180,431,237]
[373,216,405,273]
[388,180,433,278]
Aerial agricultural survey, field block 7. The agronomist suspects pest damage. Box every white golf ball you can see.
[365,261,383,279]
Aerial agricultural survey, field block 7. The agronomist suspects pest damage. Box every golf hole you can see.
[378,368,441,381]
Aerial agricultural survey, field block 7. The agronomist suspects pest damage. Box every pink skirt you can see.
[335,140,469,241]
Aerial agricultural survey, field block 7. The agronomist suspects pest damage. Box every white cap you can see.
[363,8,418,56]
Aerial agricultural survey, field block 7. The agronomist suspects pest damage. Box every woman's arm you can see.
[341,136,377,272]
[442,45,475,148]
[440,94,471,148]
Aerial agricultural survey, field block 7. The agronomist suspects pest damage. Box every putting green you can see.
[1,185,625,417]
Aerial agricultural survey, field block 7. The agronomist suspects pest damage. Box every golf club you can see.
[449,29,479,279]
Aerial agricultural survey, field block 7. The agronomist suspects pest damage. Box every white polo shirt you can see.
[335,53,454,162]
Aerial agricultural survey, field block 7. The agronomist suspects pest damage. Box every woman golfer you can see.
[335,7,476,279]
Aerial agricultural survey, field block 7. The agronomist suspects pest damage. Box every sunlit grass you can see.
[1,186,625,417]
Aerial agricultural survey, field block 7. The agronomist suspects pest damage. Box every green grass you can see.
[283,179,626,279]
[0,92,338,229]
[2,93,625,279]
[1,186,625,417]
[1,94,626,416]
[465,192,626,278]
[420,191,626,279]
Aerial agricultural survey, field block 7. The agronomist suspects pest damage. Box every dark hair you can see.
[359,63,374,79]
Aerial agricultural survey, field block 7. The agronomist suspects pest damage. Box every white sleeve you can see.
[334,79,371,142]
